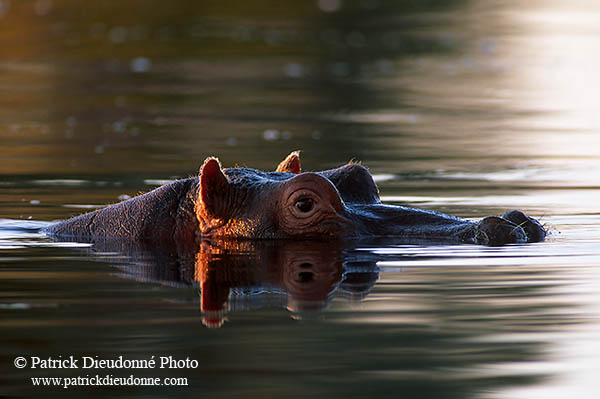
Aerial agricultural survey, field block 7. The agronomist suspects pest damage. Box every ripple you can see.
[437,164,600,187]
[31,179,89,186]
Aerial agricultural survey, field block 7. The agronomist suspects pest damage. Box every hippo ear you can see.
[199,157,230,218]
[276,150,301,174]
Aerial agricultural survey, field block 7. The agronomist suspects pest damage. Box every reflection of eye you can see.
[298,272,314,282]
[295,198,314,213]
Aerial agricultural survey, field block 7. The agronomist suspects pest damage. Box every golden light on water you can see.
[491,3,600,389]
[504,1,600,157]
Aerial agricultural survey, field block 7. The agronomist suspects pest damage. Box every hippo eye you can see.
[295,198,314,213]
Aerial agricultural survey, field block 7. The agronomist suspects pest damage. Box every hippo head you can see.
[193,151,546,244]
[46,150,546,245]
[195,152,374,239]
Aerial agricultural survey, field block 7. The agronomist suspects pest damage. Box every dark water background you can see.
[2,0,600,397]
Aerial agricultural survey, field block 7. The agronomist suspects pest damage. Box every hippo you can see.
[46,151,546,246]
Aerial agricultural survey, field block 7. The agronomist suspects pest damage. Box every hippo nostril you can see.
[299,262,313,269]
[476,216,527,246]
[502,210,547,243]
[295,198,314,213]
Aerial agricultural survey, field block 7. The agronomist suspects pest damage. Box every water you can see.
[2,0,600,397]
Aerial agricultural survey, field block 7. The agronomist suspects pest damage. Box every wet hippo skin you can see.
[46,151,546,246]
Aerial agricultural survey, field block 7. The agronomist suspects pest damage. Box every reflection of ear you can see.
[276,150,301,174]
[199,157,230,218]
[200,265,230,329]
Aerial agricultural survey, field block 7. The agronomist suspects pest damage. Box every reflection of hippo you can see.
[78,237,360,328]
[46,152,546,246]
[196,240,347,327]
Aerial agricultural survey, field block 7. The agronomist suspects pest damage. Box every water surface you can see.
[1,0,600,398]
